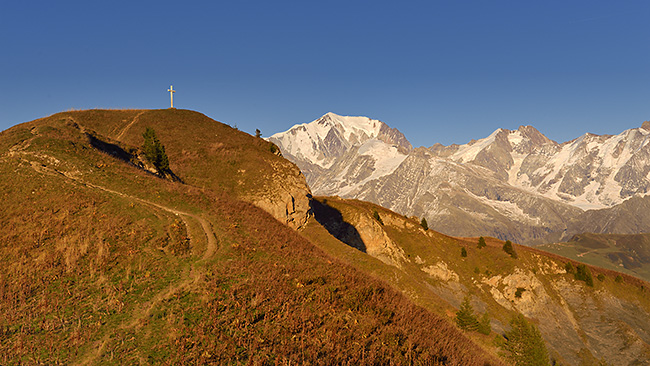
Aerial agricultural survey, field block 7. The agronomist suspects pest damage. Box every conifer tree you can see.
[478,236,486,249]
[500,313,550,366]
[478,311,491,335]
[420,217,428,230]
[503,240,518,259]
[455,296,479,332]
[575,264,594,287]
[142,127,169,172]
[461,247,468,257]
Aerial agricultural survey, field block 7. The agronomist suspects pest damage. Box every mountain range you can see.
[269,113,650,245]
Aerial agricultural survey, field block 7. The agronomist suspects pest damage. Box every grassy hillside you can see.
[538,232,650,282]
[302,196,650,365]
[0,109,501,365]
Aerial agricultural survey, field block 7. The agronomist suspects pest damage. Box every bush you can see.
[373,210,384,225]
[461,247,468,257]
[477,236,486,249]
[503,240,518,259]
[420,217,428,230]
[142,127,169,172]
[515,287,526,298]
[597,274,605,282]
[615,275,623,283]
[565,262,575,274]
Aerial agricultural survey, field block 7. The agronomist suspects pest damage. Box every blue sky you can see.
[1,1,649,147]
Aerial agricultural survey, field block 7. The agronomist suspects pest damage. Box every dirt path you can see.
[8,124,219,364]
[115,110,146,141]
[82,181,217,259]
[69,182,218,365]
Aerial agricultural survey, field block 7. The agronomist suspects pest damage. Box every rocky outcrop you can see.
[248,160,312,229]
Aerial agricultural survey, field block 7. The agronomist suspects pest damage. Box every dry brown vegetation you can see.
[0,109,503,365]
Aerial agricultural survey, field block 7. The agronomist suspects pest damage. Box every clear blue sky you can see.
[2,1,649,147]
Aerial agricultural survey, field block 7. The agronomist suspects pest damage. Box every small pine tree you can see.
[615,275,623,283]
[420,217,428,230]
[478,312,491,335]
[575,264,594,287]
[461,247,468,257]
[255,128,262,138]
[477,236,486,249]
[500,314,550,366]
[503,240,518,259]
[142,127,169,172]
[456,296,479,332]
[373,210,384,225]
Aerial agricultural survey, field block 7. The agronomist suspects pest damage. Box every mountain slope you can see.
[271,114,650,244]
[302,196,650,365]
[0,109,502,365]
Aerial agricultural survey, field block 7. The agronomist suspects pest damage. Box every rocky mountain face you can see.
[305,196,650,365]
[271,114,650,244]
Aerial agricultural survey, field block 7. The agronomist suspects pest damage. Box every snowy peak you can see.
[269,113,412,168]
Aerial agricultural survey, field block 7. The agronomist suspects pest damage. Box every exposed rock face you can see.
[247,160,312,229]
[272,115,650,244]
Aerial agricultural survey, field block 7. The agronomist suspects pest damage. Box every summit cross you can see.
[167,85,176,108]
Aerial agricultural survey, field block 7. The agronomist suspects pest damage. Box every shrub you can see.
[597,274,605,282]
[474,267,480,274]
[420,217,428,230]
[503,240,518,259]
[515,287,526,298]
[615,275,623,283]
[372,210,384,225]
[565,262,574,274]
[477,236,486,249]
[461,247,468,257]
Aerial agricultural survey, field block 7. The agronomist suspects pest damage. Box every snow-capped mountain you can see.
[270,114,650,244]
[268,113,412,195]
[433,122,650,210]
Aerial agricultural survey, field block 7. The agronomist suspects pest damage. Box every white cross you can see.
[167,85,176,108]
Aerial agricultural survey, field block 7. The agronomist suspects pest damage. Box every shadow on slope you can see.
[86,130,183,182]
[311,198,366,252]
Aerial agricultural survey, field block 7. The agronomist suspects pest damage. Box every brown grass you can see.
[0,109,504,365]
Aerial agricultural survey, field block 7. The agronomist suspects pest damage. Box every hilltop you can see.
[0,109,500,365]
